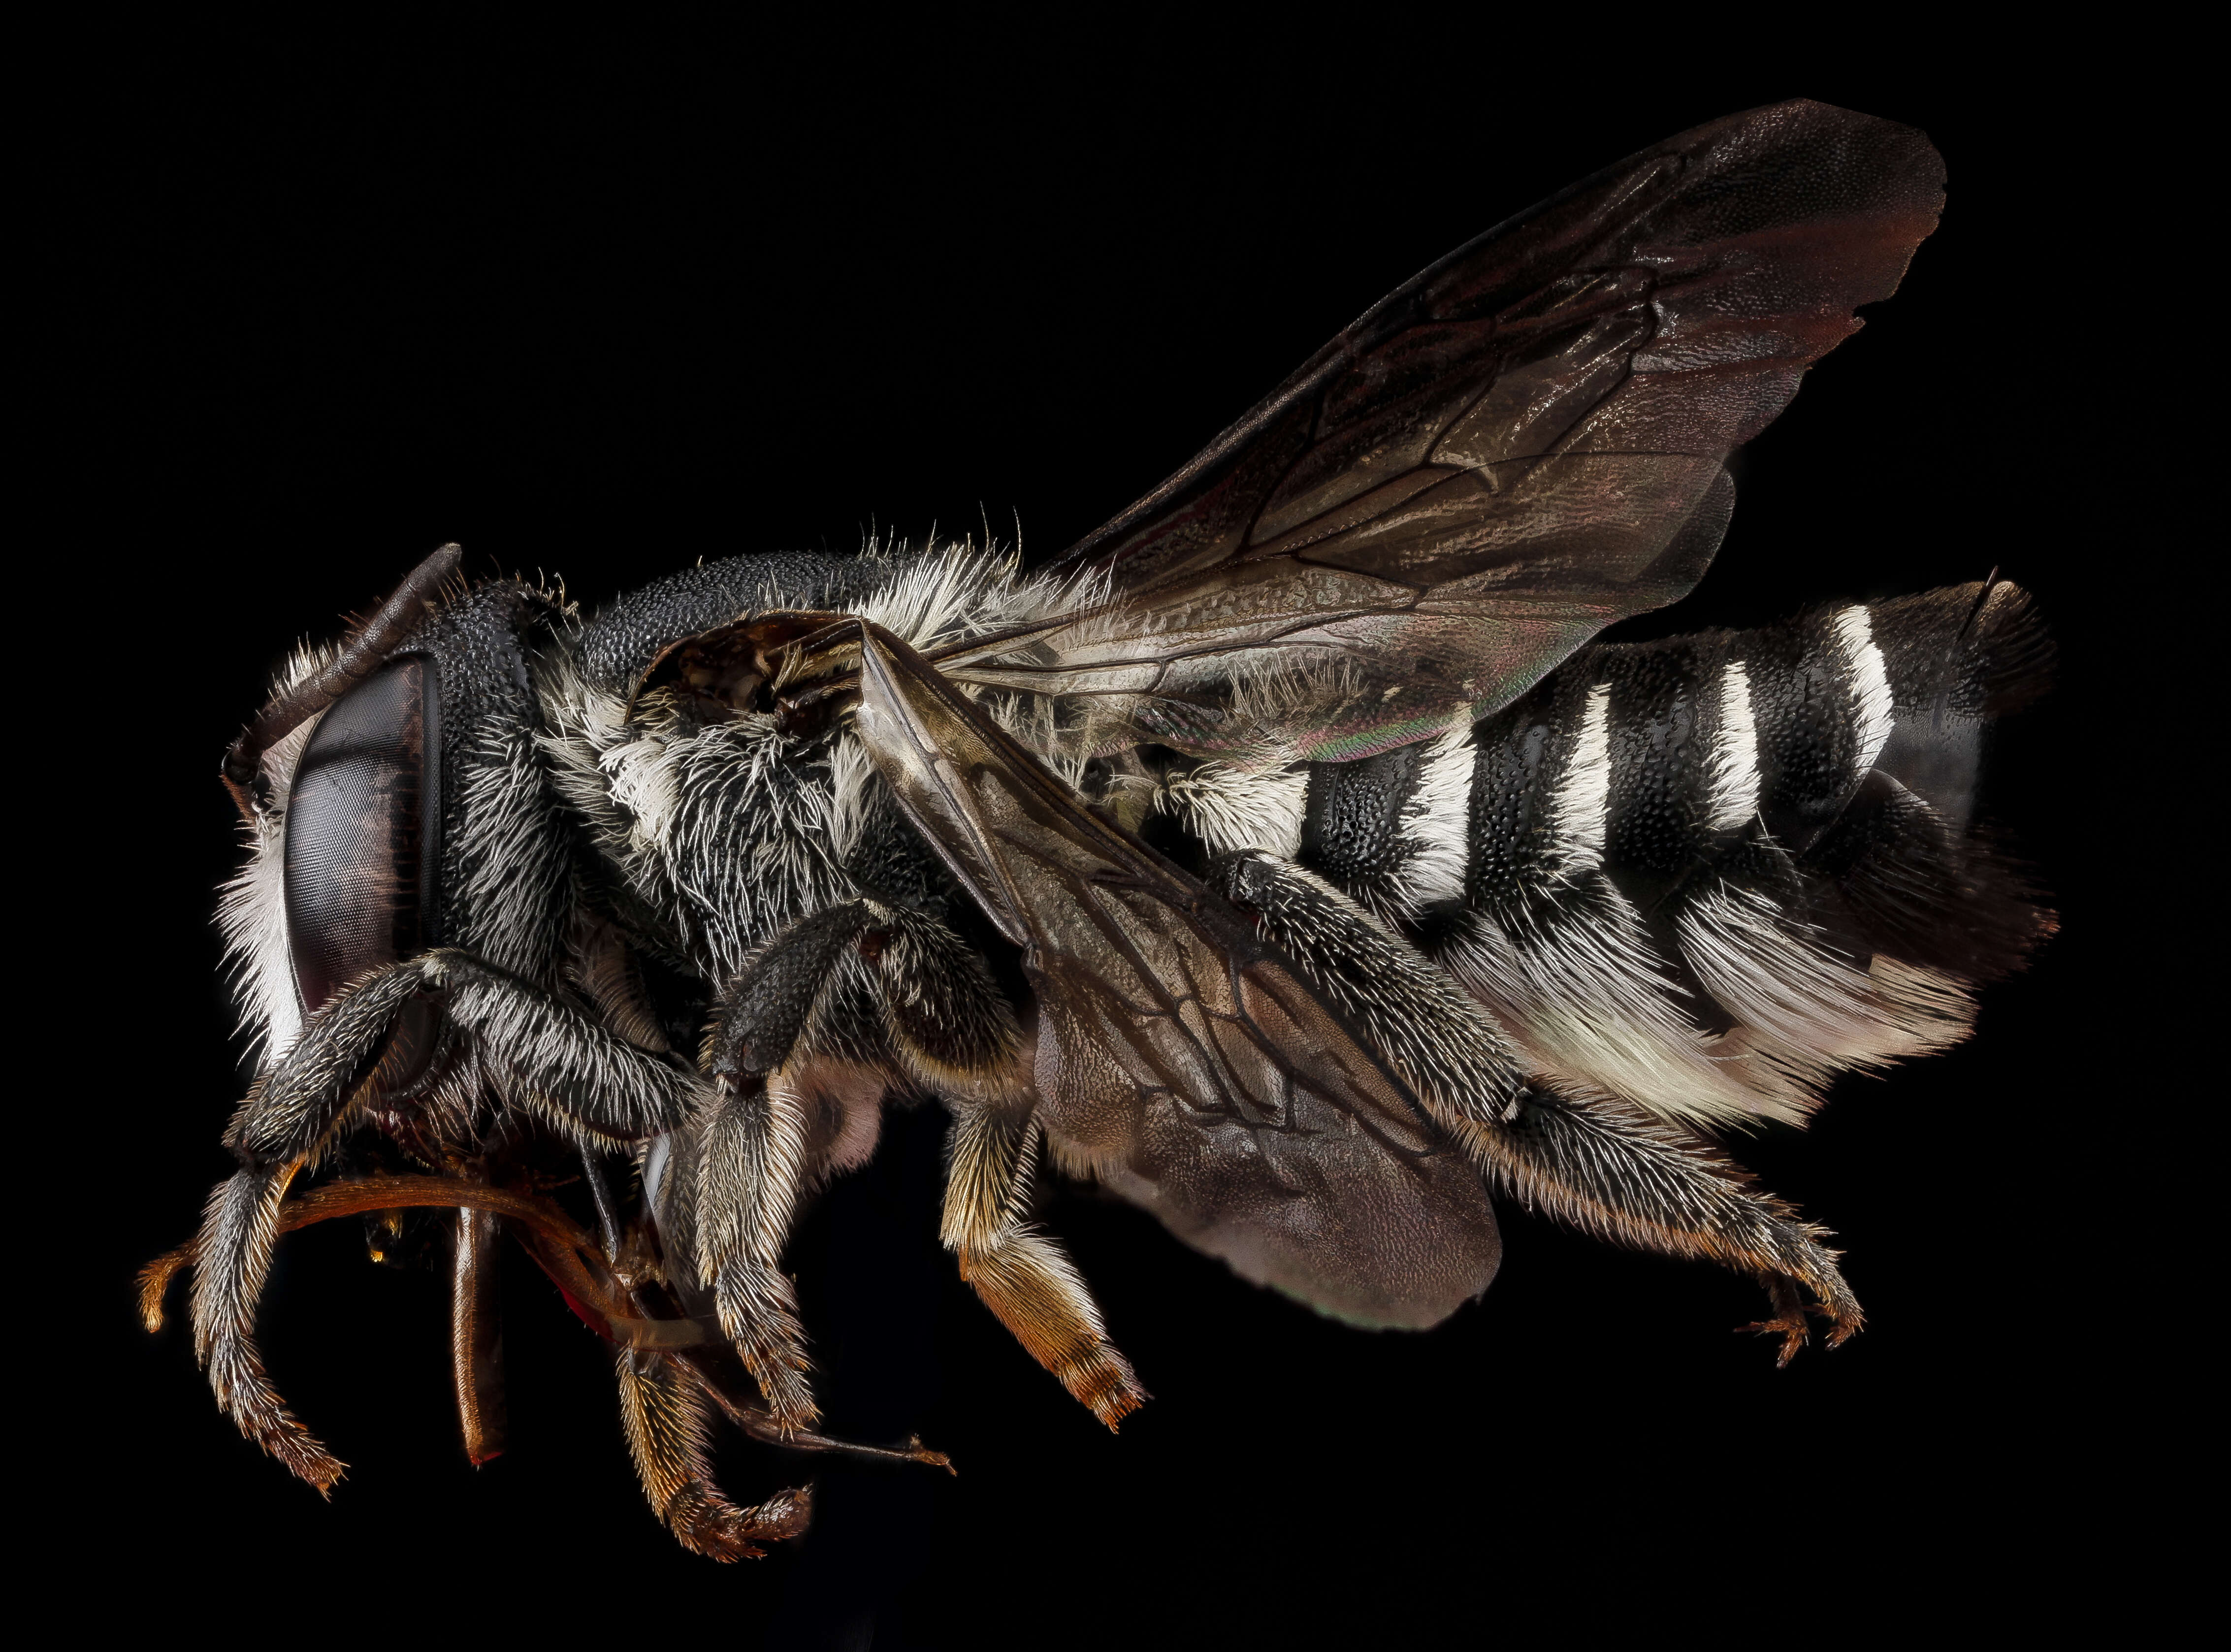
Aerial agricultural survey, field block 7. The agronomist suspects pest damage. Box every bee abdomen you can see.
[1270,583,2051,1128]
[1294,731,1471,923]
[1154,583,2048,1128]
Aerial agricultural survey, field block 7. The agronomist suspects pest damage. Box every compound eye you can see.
[284,656,439,1015]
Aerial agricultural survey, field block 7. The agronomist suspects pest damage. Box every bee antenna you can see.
[1956,566,2003,643]
[220,543,460,820]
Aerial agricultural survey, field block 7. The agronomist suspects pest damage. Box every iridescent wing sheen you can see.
[952,99,1944,763]
[852,623,1501,1328]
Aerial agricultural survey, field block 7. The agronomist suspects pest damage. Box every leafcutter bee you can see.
[143,97,2051,1560]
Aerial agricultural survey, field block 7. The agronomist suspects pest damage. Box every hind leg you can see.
[1214,852,1862,1356]
[616,1348,811,1561]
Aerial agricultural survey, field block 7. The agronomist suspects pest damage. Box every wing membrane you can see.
[960,100,1942,762]
[852,623,1500,1328]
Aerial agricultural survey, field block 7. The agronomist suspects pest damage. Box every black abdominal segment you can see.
[1161,583,2052,1047]
[1301,741,1429,893]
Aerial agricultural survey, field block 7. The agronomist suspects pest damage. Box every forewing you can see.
[852,624,1500,1328]
[961,99,1942,762]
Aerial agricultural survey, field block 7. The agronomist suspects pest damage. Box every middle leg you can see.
[870,897,1151,1428]
[941,1103,1146,1428]
[615,1347,811,1561]
[694,897,1148,1430]
[695,903,882,1431]
[872,901,1146,1427]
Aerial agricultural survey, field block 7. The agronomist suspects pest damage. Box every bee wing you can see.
[854,623,1500,1328]
[959,99,1943,762]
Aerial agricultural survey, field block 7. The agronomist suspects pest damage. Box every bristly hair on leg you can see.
[616,1348,811,1560]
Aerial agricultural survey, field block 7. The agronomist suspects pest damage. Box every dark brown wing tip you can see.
[1665,98,1946,271]
[1048,102,1944,579]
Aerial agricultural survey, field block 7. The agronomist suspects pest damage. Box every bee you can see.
[142,98,2051,1560]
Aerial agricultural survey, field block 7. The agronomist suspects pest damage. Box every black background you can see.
[63,21,2181,1649]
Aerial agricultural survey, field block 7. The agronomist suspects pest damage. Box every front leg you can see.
[195,958,441,1491]
[195,950,701,1489]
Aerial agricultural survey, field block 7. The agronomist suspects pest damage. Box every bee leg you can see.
[699,1071,820,1429]
[423,949,700,1144]
[616,1347,812,1561]
[194,1163,347,1490]
[1214,853,1862,1351]
[697,903,879,1432]
[866,903,1148,1426]
[195,956,442,1491]
[942,1106,1147,1428]
[197,949,703,1490]
[1739,1273,1816,1367]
